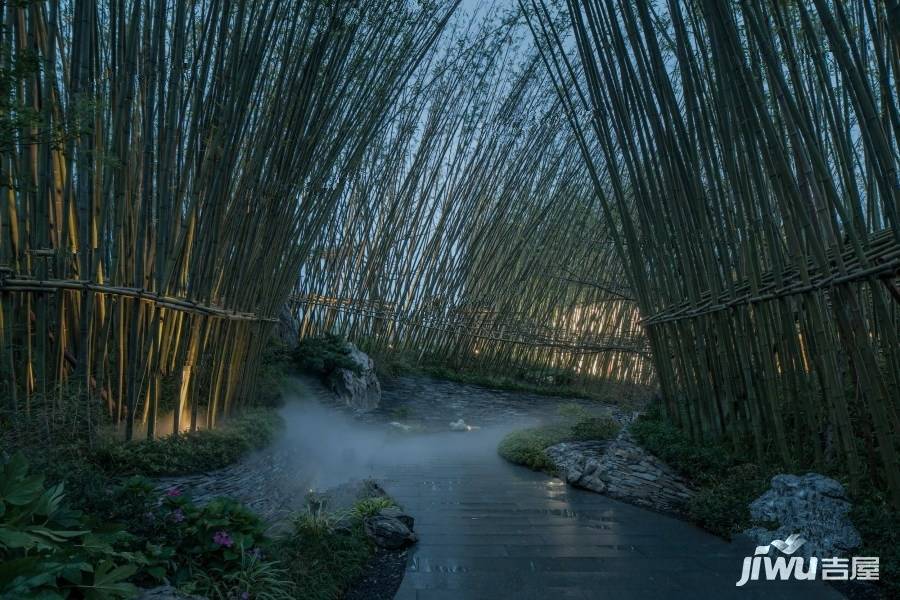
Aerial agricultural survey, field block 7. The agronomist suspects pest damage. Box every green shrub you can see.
[292,334,361,376]
[557,402,591,420]
[254,340,291,407]
[188,549,294,600]
[89,476,279,592]
[92,409,282,477]
[0,453,140,599]
[630,409,773,539]
[155,493,271,586]
[629,411,733,486]
[686,464,772,538]
[498,426,567,472]
[376,352,418,378]
[850,488,900,597]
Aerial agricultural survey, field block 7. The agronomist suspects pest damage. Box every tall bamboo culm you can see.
[0,0,459,443]
[524,0,900,504]
[290,9,654,390]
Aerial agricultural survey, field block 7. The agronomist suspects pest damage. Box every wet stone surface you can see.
[546,430,696,515]
[367,375,626,431]
[156,445,310,529]
[154,376,847,599]
[379,454,844,600]
[155,375,619,524]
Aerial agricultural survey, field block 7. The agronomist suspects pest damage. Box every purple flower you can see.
[213,530,234,547]
[170,508,185,523]
[241,593,250,600]
[165,486,182,497]
[248,547,263,560]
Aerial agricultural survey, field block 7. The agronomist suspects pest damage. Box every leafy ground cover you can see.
[0,453,140,599]
[90,409,283,477]
[628,408,770,537]
[1,453,293,599]
[497,404,620,473]
[293,334,363,377]
[2,449,393,599]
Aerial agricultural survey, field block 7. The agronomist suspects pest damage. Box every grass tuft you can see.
[498,412,620,473]
[275,495,399,600]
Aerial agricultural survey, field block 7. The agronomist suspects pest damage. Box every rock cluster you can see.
[364,507,418,550]
[743,473,861,558]
[545,431,694,514]
[329,343,382,411]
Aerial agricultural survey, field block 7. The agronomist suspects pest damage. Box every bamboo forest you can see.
[0,0,898,599]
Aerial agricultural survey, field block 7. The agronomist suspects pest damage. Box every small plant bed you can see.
[276,488,413,600]
[497,404,620,473]
[90,408,284,477]
[2,453,414,599]
[630,408,899,598]
[629,408,770,538]
[0,453,291,599]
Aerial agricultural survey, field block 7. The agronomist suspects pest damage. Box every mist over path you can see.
[162,378,844,599]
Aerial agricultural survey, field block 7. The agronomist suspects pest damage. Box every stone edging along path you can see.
[545,423,696,516]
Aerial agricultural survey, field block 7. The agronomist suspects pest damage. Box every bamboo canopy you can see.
[290,10,653,386]
[523,0,900,503]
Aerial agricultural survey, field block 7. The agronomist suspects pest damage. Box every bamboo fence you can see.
[522,0,900,503]
[1,0,459,442]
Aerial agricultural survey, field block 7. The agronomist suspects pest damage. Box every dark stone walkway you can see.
[369,435,844,600]
[160,376,846,599]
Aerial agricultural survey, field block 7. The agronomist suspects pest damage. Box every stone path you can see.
[370,428,844,600]
[160,376,846,599]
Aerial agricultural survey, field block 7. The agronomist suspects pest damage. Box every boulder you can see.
[379,506,415,529]
[743,473,861,558]
[449,419,468,431]
[275,306,300,346]
[329,343,381,411]
[364,515,417,549]
[545,431,694,514]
